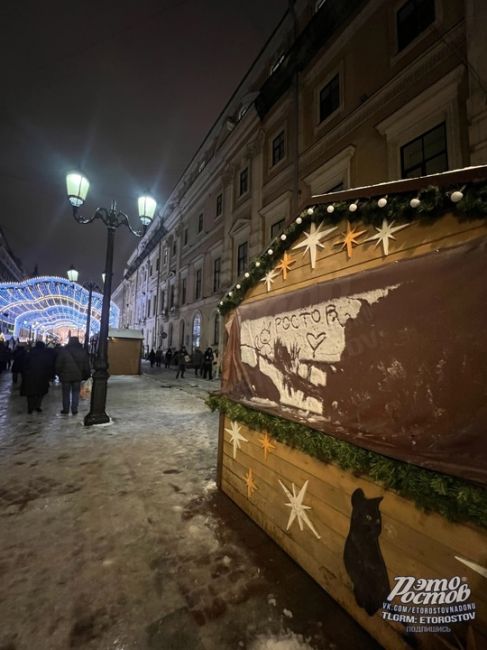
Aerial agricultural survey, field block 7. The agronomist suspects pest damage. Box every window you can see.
[160,290,165,312]
[271,219,285,239]
[153,297,157,316]
[397,0,435,51]
[192,313,201,349]
[156,256,160,271]
[147,299,151,317]
[168,323,173,347]
[272,131,285,166]
[213,257,221,292]
[172,240,177,256]
[169,285,175,308]
[195,268,202,300]
[179,319,185,347]
[181,278,187,304]
[400,122,447,178]
[319,74,339,123]
[163,247,168,265]
[239,168,249,196]
[237,241,248,276]
[198,213,203,233]
[216,193,223,217]
[183,228,188,246]
[213,313,220,346]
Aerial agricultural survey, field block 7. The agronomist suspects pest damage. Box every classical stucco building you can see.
[113,0,487,356]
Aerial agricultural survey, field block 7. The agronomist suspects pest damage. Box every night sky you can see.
[0,0,288,285]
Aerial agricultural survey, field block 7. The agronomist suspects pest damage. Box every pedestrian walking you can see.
[175,346,189,379]
[55,336,91,415]
[0,341,8,373]
[11,345,27,385]
[155,348,162,367]
[22,341,54,413]
[203,346,214,380]
[148,348,156,368]
[191,347,203,376]
[164,348,172,368]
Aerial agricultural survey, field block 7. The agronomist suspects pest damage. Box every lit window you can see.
[319,74,339,123]
[397,0,435,51]
[192,313,201,349]
[237,242,248,276]
[239,168,249,196]
[400,122,447,178]
[272,131,285,166]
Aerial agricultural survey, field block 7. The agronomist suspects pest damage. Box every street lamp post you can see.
[65,172,158,426]
[66,266,101,352]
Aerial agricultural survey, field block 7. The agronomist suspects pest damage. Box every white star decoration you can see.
[278,479,320,539]
[292,222,337,269]
[365,219,410,256]
[224,420,248,459]
[261,269,279,292]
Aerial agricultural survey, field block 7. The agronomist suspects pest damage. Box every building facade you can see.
[113,0,487,356]
[0,226,24,282]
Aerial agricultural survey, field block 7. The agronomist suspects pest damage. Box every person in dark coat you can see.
[164,348,172,368]
[11,345,27,385]
[22,341,54,413]
[203,347,214,380]
[155,348,162,367]
[0,341,8,373]
[175,346,188,379]
[191,347,203,376]
[55,336,91,415]
[148,348,156,368]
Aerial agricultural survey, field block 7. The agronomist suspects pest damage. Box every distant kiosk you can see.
[108,328,144,375]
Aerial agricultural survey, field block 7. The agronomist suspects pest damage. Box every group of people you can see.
[146,345,218,380]
[0,336,91,415]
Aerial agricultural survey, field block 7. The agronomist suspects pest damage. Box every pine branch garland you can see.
[207,394,487,529]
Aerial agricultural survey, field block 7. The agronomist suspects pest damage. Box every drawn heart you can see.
[306,332,327,356]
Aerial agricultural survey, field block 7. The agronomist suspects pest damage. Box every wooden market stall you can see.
[107,328,143,375]
[211,168,487,650]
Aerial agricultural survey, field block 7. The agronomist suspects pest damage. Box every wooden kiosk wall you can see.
[217,197,487,650]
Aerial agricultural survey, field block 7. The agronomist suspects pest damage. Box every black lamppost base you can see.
[84,411,111,426]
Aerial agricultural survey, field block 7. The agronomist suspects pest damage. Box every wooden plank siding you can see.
[218,211,487,650]
[221,417,487,650]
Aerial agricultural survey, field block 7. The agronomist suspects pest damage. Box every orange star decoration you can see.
[275,252,296,281]
[244,467,257,498]
[259,432,276,461]
[334,221,368,259]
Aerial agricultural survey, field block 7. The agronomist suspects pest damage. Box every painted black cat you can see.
[343,488,390,616]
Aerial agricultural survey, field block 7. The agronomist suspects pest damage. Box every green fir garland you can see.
[218,181,487,316]
[207,394,487,529]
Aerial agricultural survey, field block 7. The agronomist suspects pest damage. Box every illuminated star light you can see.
[244,467,257,498]
[334,221,367,259]
[454,556,487,579]
[275,252,296,281]
[261,269,279,292]
[224,420,248,459]
[364,219,410,256]
[278,479,321,539]
[292,222,337,269]
[259,432,276,461]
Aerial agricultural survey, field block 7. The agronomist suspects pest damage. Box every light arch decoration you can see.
[0,276,119,340]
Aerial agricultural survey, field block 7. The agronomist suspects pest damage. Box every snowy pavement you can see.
[0,368,381,650]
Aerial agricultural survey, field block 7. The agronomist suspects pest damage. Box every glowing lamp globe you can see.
[138,195,157,226]
[66,172,90,208]
[67,265,79,282]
